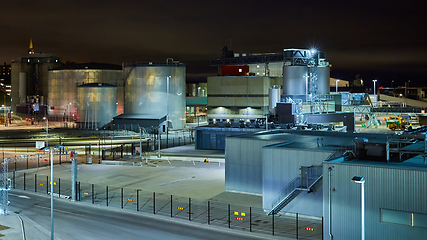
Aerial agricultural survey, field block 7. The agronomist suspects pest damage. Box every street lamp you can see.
[351,176,365,240]
[43,117,48,146]
[67,103,72,126]
[373,79,377,95]
[40,145,64,240]
[335,79,340,93]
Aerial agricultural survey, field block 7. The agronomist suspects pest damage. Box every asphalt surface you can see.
[8,190,285,240]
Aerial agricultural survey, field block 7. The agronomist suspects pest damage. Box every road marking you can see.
[9,193,30,199]
[33,204,86,217]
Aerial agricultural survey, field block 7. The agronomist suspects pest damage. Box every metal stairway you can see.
[267,165,323,215]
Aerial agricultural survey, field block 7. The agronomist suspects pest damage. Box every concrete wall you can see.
[262,146,332,217]
[323,162,427,240]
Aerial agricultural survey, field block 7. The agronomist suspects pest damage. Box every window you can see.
[381,209,427,228]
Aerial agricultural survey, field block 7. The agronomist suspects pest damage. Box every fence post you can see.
[170,195,173,217]
[121,188,124,209]
[153,192,156,214]
[228,204,231,228]
[34,174,37,192]
[92,184,94,204]
[250,207,252,232]
[13,171,15,189]
[46,176,48,195]
[296,213,299,239]
[137,190,140,211]
[78,182,81,201]
[208,201,210,225]
[26,157,28,169]
[59,178,61,198]
[15,161,16,171]
[23,173,26,190]
[189,198,191,221]
[38,154,39,168]
[106,186,109,206]
[272,211,275,236]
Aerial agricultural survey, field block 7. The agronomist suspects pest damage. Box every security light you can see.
[351,176,365,183]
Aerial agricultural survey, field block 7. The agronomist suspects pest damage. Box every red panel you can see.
[220,65,249,76]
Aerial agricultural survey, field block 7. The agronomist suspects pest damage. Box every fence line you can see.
[11,172,323,239]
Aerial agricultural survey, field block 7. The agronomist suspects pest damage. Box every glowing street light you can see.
[351,176,365,240]
[373,79,377,95]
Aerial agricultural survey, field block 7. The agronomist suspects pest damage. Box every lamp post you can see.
[40,145,64,240]
[67,103,71,127]
[373,79,377,95]
[335,79,340,93]
[43,117,48,146]
[351,176,365,240]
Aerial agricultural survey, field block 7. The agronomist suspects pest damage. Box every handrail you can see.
[267,176,301,211]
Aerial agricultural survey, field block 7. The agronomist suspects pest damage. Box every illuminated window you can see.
[239,69,242,73]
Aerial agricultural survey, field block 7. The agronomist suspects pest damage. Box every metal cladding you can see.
[77,83,117,128]
[48,64,123,118]
[123,62,186,130]
[268,85,281,114]
[282,66,308,95]
[316,66,330,94]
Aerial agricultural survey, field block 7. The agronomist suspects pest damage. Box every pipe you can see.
[328,166,333,240]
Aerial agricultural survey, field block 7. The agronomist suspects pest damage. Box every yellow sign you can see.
[241,212,245,216]
[84,192,89,195]
[127,199,133,202]
[49,181,56,185]
[234,211,239,215]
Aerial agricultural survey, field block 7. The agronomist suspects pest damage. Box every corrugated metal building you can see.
[262,140,336,217]
[323,157,427,240]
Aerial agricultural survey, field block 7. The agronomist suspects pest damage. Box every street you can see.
[8,190,282,240]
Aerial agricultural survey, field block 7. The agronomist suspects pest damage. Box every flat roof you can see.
[51,62,122,71]
[228,129,391,144]
[326,156,427,171]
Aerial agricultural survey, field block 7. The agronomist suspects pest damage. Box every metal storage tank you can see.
[48,63,123,119]
[268,85,281,114]
[123,62,186,130]
[316,66,330,94]
[282,66,308,95]
[76,83,117,129]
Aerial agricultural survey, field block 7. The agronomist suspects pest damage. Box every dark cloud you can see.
[0,1,425,83]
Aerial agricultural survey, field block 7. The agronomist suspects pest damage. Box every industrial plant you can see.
[2,41,427,240]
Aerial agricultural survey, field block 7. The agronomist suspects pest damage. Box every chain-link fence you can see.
[12,172,323,239]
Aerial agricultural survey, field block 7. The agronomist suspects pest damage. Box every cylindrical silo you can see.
[19,72,26,105]
[48,63,123,119]
[124,62,186,130]
[269,85,281,114]
[282,66,308,95]
[77,83,117,129]
[315,66,330,94]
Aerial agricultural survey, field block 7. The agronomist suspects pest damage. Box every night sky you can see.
[1,1,425,85]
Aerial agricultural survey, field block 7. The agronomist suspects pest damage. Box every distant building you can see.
[207,76,282,123]
[0,62,11,95]
[11,39,62,114]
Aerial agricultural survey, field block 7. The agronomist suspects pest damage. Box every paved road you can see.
[8,190,284,240]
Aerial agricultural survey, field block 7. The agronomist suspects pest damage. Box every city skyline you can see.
[0,1,425,84]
